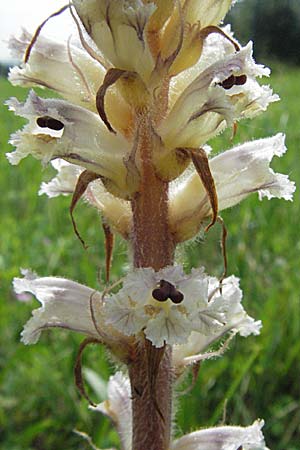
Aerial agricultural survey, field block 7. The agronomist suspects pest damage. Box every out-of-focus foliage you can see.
[0,63,10,77]
[227,0,300,64]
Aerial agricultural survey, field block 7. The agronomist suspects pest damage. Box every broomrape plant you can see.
[6,1,295,449]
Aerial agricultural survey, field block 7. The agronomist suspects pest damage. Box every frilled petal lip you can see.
[13,269,102,344]
[103,266,261,349]
[103,265,211,348]
[171,419,269,450]
[144,307,193,348]
[172,276,262,368]
[211,133,296,205]
[103,292,149,337]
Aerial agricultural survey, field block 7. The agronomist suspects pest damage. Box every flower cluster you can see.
[6,0,296,448]
[6,18,294,239]
[37,132,294,241]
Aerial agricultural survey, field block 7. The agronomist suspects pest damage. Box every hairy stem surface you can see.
[129,111,175,450]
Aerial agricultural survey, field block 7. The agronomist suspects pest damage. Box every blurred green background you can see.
[1,2,300,448]
[227,0,300,65]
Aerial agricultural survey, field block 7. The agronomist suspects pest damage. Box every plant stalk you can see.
[129,111,175,450]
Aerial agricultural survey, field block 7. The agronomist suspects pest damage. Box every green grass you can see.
[1,65,299,450]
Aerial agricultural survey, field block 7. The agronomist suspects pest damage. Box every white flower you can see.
[103,266,260,348]
[157,42,279,154]
[13,269,122,346]
[6,91,137,199]
[15,266,259,352]
[169,133,296,242]
[8,29,132,126]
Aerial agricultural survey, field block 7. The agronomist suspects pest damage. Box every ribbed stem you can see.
[129,112,175,450]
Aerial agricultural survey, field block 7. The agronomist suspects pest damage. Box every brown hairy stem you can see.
[131,113,175,270]
[129,111,175,450]
[129,342,172,450]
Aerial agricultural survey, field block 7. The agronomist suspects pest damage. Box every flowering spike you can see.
[7,1,295,447]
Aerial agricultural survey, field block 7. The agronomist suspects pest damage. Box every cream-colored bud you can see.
[73,0,156,81]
